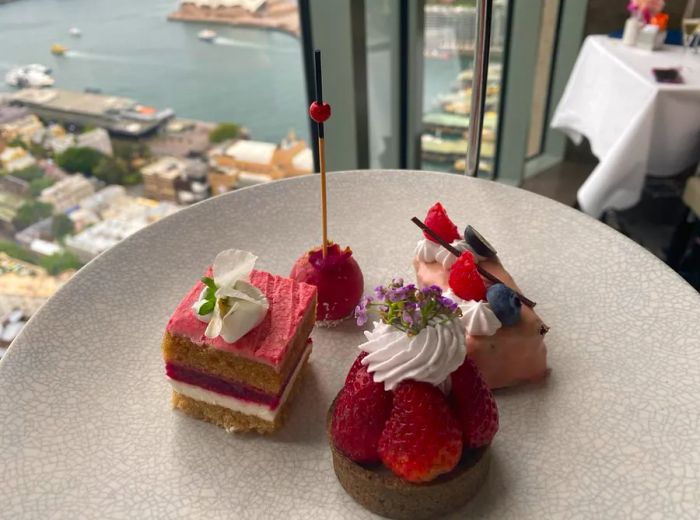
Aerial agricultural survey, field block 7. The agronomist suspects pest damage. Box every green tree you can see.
[0,240,39,264]
[93,156,129,185]
[10,164,45,182]
[39,251,83,275]
[29,176,55,197]
[28,141,51,160]
[8,136,27,149]
[56,147,104,176]
[51,214,74,240]
[13,200,54,230]
[209,123,240,144]
[113,140,151,163]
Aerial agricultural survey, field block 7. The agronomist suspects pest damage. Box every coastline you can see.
[168,13,299,38]
[168,3,300,39]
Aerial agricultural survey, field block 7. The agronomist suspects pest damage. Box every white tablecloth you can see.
[551,35,700,217]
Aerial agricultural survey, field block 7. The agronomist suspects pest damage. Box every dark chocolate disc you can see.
[465,225,497,258]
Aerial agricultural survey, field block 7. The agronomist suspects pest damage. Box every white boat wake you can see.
[213,37,297,53]
[64,50,137,64]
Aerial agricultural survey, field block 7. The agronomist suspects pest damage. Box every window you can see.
[0,0,311,346]
[421,0,508,176]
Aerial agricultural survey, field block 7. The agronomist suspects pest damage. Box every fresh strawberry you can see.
[344,351,372,391]
[449,357,499,448]
[449,251,487,301]
[332,354,393,463]
[423,202,460,244]
[378,381,463,482]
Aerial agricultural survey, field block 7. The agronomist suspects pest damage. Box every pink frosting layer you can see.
[166,269,317,369]
[414,256,548,389]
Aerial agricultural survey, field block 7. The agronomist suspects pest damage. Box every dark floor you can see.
[522,159,700,291]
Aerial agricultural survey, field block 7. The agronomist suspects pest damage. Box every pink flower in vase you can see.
[627,0,639,16]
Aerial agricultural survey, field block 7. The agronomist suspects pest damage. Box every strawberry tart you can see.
[329,280,498,519]
[162,249,317,433]
[412,203,549,389]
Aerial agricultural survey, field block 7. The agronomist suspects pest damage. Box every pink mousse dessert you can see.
[290,242,364,326]
[413,203,549,389]
[162,249,317,433]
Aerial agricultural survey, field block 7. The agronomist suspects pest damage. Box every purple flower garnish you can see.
[355,296,370,326]
[352,278,462,335]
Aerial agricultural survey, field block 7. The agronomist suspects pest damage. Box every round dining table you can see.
[0,170,698,519]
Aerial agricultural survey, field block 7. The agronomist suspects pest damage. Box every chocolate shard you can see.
[465,225,497,258]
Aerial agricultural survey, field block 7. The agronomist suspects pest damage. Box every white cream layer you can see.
[168,343,311,423]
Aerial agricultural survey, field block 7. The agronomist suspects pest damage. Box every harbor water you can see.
[0,0,459,146]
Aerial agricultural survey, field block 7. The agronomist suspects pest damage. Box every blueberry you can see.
[464,225,497,258]
[486,283,521,326]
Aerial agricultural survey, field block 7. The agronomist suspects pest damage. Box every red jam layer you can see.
[165,339,311,409]
[166,363,280,408]
[166,269,317,369]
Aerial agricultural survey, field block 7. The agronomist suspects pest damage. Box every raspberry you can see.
[423,202,460,244]
[332,354,393,463]
[449,357,499,448]
[449,251,486,301]
[378,381,463,482]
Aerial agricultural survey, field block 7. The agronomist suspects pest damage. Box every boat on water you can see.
[51,43,68,56]
[69,27,82,37]
[5,65,54,88]
[197,29,217,42]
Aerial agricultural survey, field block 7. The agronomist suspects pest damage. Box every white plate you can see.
[1,170,699,519]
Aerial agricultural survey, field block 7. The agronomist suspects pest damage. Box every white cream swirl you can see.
[444,289,501,336]
[435,239,476,269]
[414,238,441,263]
[359,319,466,391]
[415,238,485,268]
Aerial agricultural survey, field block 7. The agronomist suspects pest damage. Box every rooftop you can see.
[12,89,135,118]
[225,140,276,165]
[0,104,29,125]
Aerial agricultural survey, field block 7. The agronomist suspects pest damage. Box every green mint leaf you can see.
[198,300,215,316]
[201,276,217,291]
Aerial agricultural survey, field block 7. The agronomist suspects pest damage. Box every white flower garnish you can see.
[192,249,269,343]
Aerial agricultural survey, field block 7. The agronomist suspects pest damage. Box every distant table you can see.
[551,35,700,217]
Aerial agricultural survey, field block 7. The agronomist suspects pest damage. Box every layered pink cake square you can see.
[162,269,317,433]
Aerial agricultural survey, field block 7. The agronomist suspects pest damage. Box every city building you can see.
[141,156,208,203]
[77,185,128,219]
[46,133,76,155]
[77,127,113,156]
[29,238,62,257]
[208,169,238,196]
[39,174,95,214]
[11,88,174,138]
[0,191,24,232]
[0,253,74,313]
[181,0,266,10]
[0,253,75,348]
[0,105,44,143]
[208,133,312,190]
[38,159,69,181]
[0,174,30,197]
[147,118,216,159]
[0,309,28,354]
[424,1,506,56]
[141,156,186,202]
[0,146,36,172]
[65,198,179,262]
[15,217,54,248]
